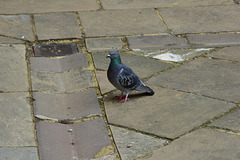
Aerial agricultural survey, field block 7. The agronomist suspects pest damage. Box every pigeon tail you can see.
[146,86,154,95]
[135,83,154,95]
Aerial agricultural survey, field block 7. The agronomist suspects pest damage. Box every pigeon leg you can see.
[119,93,129,103]
[115,92,124,100]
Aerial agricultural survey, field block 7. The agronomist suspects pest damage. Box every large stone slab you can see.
[0,36,24,44]
[0,44,28,92]
[110,125,168,160]
[92,52,174,78]
[0,15,34,41]
[0,147,38,160]
[33,89,102,120]
[128,35,189,50]
[101,0,233,9]
[104,86,234,139]
[0,0,99,14]
[146,129,240,160]
[79,8,167,37]
[148,58,240,103]
[31,69,94,93]
[0,93,35,146]
[210,108,240,132]
[30,53,87,72]
[34,13,82,40]
[37,119,113,160]
[158,5,240,34]
[95,71,115,94]
[209,46,240,62]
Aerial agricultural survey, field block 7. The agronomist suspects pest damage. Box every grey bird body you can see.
[107,51,154,102]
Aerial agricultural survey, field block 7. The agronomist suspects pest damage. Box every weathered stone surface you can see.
[209,46,240,62]
[148,58,240,103]
[187,33,240,47]
[146,129,240,160]
[0,147,38,160]
[101,0,233,9]
[0,44,28,92]
[86,37,123,52]
[144,48,213,62]
[33,89,101,120]
[0,15,34,41]
[0,93,35,146]
[31,69,94,93]
[37,119,112,160]
[95,71,115,94]
[104,86,234,139]
[0,0,99,14]
[92,52,173,78]
[110,125,168,160]
[158,6,240,34]
[79,9,167,37]
[210,108,240,132]
[0,36,24,44]
[128,35,189,50]
[30,53,87,72]
[34,13,82,40]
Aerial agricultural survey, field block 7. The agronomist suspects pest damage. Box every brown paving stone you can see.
[187,33,240,48]
[0,44,28,92]
[158,6,240,34]
[92,52,174,78]
[37,119,113,160]
[210,108,240,132]
[104,86,234,139]
[146,129,240,160]
[101,0,233,9]
[128,35,190,50]
[79,9,167,37]
[0,93,35,146]
[31,69,94,93]
[33,89,101,120]
[0,147,38,160]
[30,53,87,72]
[86,37,123,52]
[0,0,99,14]
[148,58,240,103]
[209,46,240,62]
[95,71,115,94]
[34,13,82,40]
[0,15,34,41]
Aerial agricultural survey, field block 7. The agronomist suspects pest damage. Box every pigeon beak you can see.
[106,54,110,58]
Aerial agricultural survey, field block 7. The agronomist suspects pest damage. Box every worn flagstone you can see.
[95,71,115,94]
[0,36,24,44]
[0,147,38,160]
[209,46,240,62]
[104,86,234,139]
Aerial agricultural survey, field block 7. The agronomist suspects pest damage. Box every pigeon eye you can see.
[112,54,115,56]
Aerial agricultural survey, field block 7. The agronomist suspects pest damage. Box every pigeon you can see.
[106,51,154,102]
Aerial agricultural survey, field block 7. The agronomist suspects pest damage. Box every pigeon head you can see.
[106,51,121,60]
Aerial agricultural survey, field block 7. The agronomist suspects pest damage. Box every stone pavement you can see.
[0,1,240,160]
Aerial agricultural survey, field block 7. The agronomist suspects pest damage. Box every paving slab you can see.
[95,71,115,94]
[86,37,123,52]
[0,147,38,160]
[34,13,82,40]
[30,53,87,72]
[0,36,24,44]
[33,89,101,120]
[210,108,240,132]
[104,86,234,139]
[148,57,240,103]
[0,15,34,41]
[144,128,240,160]
[110,125,168,160]
[128,35,189,50]
[209,46,240,62]
[0,93,35,146]
[187,33,240,47]
[101,0,233,9]
[0,0,99,14]
[143,48,213,62]
[37,119,113,160]
[158,5,240,34]
[79,8,167,37]
[92,52,174,78]
[31,69,94,93]
[0,44,28,92]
